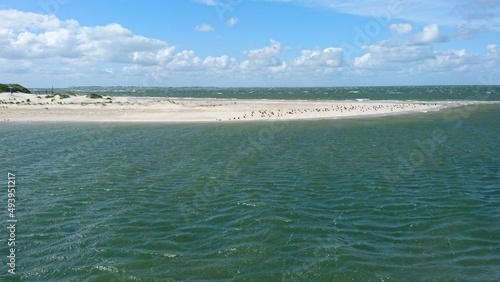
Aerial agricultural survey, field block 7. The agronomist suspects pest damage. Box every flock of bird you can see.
[224,103,438,121]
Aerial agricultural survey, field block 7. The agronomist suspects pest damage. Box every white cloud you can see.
[133,51,159,66]
[239,41,345,77]
[354,53,374,69]
[291,47,343,68]
[352,23,500,80]
[416,23,446,43]
[156,46,177,65]
[353,24,446,71]
[0,11,166,65]
[194,23,215,32]
[168,50,202,70]
[239,40,288,75]
[76,24,166,63]
[484,44,500,69]
[354,46,433,70]
[487,44,499,58]
[243,39,282,59]
[389,23,413,35]
[269,62,288,74]
[203,55,237,69]
[422,49,470,72]
[0,9,74,31]
[227,17,238,27]
[363,42,434,63]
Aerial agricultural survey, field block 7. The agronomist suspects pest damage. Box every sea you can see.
[1,86,499,281]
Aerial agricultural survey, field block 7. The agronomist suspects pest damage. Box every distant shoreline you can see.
[0,92,475,123]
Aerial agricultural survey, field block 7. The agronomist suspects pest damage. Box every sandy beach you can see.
[0,92,465,123]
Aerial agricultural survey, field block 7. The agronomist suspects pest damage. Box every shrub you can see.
[56,93,71,99]
[0,83,31,93]
[87,93,103,99]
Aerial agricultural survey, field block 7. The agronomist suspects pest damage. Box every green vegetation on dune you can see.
[55,93,75,99]
[87,93,103,99]
[0,83,31,93]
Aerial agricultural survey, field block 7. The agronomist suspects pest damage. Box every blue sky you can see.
[0,0,499,87]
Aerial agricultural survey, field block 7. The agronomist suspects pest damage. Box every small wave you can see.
[95,265,119,273]
[238,202,258,207]
[164,253,178,258]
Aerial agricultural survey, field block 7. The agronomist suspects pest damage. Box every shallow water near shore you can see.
[1,86,499,281]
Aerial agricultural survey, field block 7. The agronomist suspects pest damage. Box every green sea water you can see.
[1,86,499,281]
[34,85,499,101]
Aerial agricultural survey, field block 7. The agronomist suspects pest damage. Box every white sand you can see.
[0,92,464,123]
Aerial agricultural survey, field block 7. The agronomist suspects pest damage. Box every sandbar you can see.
[0,92,467,123]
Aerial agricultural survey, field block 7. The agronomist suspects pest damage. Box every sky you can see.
[0,0,499,87]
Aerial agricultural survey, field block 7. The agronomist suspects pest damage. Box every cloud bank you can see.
[0,9,498,86]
